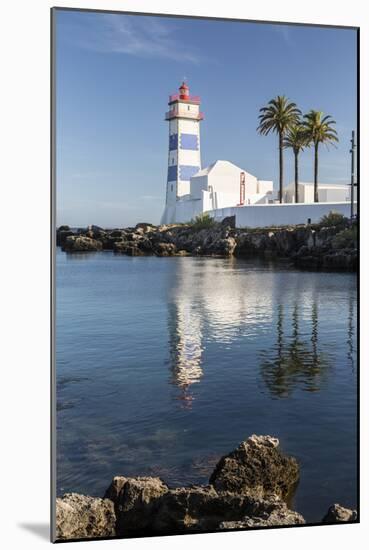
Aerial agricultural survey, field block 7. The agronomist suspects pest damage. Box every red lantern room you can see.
[179,81,189,100]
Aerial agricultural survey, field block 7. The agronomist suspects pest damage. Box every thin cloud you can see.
[274,24,293,44]
[60,12,202,63]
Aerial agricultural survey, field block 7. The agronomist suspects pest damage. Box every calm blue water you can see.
[56,249,357,523]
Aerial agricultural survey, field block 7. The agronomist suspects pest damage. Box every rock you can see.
[154,242,177,256]
[85,225,106,240]
[219,498,305,529]
[56,229,74,247]
[56,493,116,540]
[322,250,357,271]
[104,476,128,502]
[109,230,124,239]
[136,238,154,253]
[113,240,128,253]
[106,480,304,536]
[220,216,236,228]
[88,224,104,232]
[151,487,302,534]
[125,246,145,256]
[105,476,169,536]
[100,236,116,250]
[62,236,103,252]
[135,223,156,233]
[57,435,305,539]
[322,504,357,523]
[209,435,299,500]
[206,236,237,256]
[56,220,356,270]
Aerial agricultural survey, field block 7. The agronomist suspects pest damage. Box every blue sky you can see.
[55,10,357,227]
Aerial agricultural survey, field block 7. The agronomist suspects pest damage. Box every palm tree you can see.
[302,110,338,202]
[258,96,301,203]
[283,124,308,203]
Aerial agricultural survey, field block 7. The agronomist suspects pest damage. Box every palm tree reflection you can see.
[347,295,355,372]
[260,301,331,398]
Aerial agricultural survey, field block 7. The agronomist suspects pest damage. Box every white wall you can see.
[319,188,351,202]
[190,163,267,206]
[210,167,258,195]
[190,174,208,199]
[284,184,352,204]
[258,180,274,194]
[209,202,357,228]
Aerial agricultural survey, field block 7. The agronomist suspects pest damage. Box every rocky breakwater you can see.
[56,215,357,271]
[55,435,356,540]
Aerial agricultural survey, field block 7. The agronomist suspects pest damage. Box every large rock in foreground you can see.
[209,435,299,500]
[219,497,305,529]
[56,493,116,540]
[101,435,302,537]
[104,478,304,537]
[322,503,357,523]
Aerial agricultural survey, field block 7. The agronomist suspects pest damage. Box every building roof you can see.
[192,160,256,179]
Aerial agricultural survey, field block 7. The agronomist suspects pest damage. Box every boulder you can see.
[109,230,124,239]
[113,240,128,253]
[56,493,116,540]
[154,242,177,256]
[151,485,247,534]
[220,216,236,228]
[100,236,116,250]
[209,435,299,500]
[105,480,304,537]
[62,236,103,252]
[88,224,104,232]
[135,222,156,233]
[322,250,357,271]
[57,435,305,539]
[218,498,305,529]
[105,476,169,536]
[136,238,154,253]
[56,230,74,247]
[322,503,357,523]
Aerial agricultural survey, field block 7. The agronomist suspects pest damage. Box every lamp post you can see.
[350,130,356,220]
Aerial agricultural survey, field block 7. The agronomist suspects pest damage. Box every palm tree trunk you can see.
[314,142,319,202]
[279,133,283,203]
[294,151,299,203]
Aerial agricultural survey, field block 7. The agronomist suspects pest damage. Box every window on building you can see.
[172,158,174,164]
[171,184,173,192]
[187,105,190,111]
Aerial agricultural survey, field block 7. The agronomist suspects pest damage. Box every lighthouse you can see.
[161,82,204,224]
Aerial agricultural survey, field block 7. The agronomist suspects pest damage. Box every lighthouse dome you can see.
[179,81,190,99]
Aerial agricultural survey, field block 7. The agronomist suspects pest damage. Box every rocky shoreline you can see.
[55,435,357,540]
[57,216,357,271]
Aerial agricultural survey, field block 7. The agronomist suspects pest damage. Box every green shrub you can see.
[332,226,357,249]
[189,213,217,229]
[319,211,348,227]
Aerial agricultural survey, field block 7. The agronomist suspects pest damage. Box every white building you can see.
[283,182,354,204]
[160,82,356,227]
[190,160,273,207]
